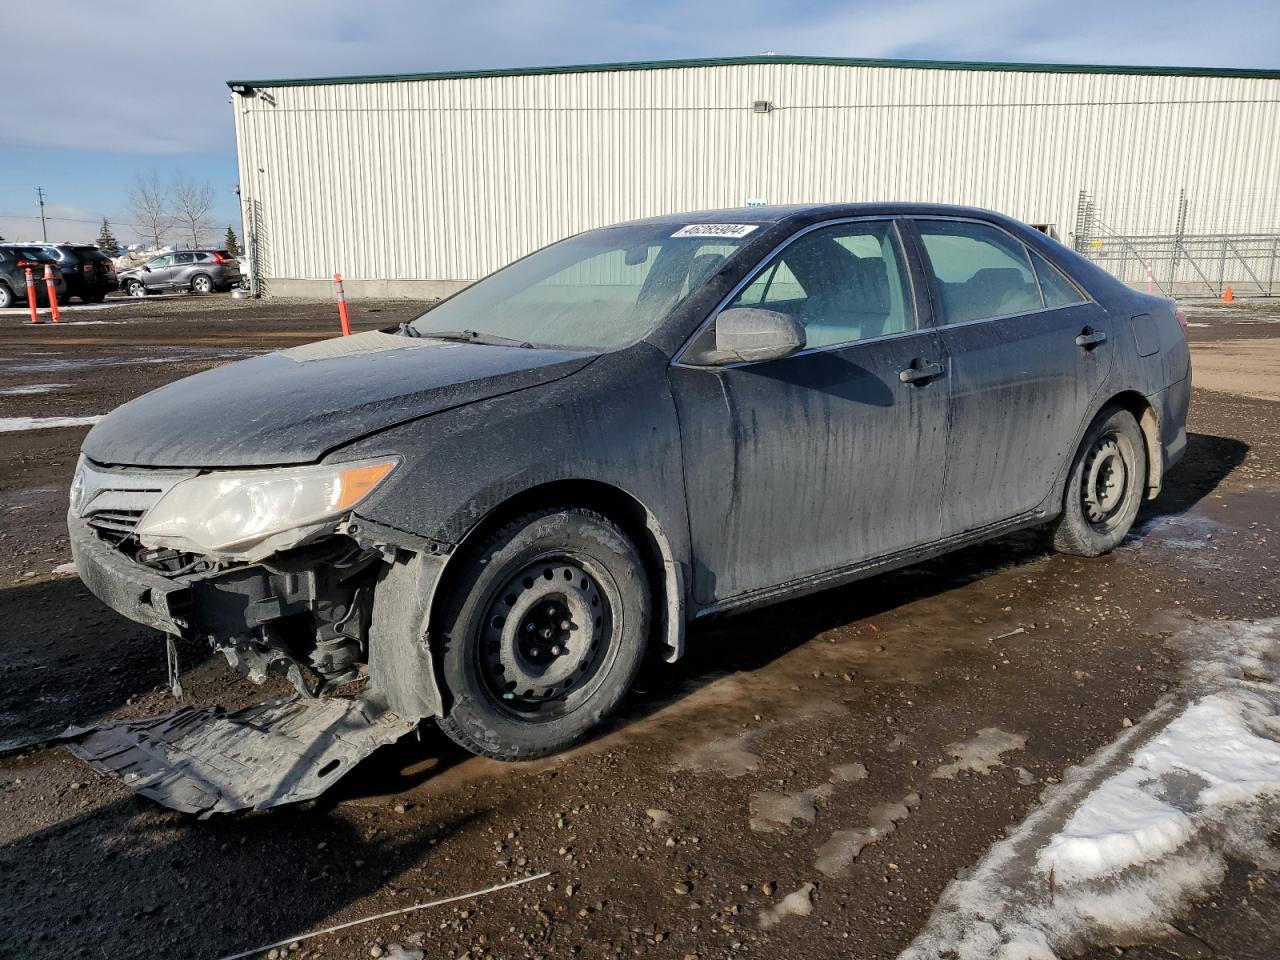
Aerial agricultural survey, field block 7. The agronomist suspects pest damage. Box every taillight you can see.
[210,252,226,263]
[1174,308,1189,336]
[16,259,34,269]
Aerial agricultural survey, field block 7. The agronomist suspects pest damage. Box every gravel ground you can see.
[0,291,1277,960]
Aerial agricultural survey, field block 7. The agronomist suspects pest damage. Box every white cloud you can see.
[3,0,1277,157]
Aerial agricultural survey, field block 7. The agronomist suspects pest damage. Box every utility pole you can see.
[35,186,48,242]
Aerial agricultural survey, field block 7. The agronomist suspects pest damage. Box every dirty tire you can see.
[126,280,146,297]
[436,508,650,761]
[1051,405,1147,557]
[191,274,213,294]
[0,283,13,309]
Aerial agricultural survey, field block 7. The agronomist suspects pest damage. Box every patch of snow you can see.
[52,562,77,576]
[900,617,1280,960]
[830,762,868,783]
[749,784,833,833]
[814,791,920,877]
[0,416,103,432]
[645,808,671,828]
[673,731,760,778]
[931,727,1027,779]
[757,882,815,929]
[0,383,70,396]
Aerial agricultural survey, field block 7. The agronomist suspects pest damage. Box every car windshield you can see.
[408,222,759,351]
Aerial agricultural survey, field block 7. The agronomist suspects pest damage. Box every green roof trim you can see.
[227,54,1280,90]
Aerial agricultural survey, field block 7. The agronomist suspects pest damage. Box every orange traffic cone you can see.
[1223,285,1234,303]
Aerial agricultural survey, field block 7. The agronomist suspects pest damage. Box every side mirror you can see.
[142,266,152,272]
[712,307,806,363]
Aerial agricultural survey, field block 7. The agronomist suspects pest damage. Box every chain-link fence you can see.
[1072,190,1280,298]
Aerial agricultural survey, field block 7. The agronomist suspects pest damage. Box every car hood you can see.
[82,330,596,467]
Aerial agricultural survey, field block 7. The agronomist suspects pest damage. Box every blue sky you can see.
[2,0,1277,245]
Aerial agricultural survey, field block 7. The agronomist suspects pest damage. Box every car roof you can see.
[619,202,1018,229]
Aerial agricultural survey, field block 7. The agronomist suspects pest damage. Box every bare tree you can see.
[127,172,173,250]
[172,174,215,249]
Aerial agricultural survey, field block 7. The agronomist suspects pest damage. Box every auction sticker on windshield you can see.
[671,224,759,238]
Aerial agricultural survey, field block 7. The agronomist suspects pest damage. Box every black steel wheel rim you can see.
[474,553,619,720]
[1081,431,1131,529]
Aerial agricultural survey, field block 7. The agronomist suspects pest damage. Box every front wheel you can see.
[436,508,651,760]
[125,280,147,298]
[1050,405,1147,556]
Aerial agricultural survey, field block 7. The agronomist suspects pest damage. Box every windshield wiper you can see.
[418,329,535,349]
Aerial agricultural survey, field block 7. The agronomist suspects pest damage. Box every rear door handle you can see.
[899,359,946,384]
[1075,327,1108,349]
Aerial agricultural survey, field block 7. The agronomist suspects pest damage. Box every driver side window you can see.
[149,255,173,268]
[726,220,913,348]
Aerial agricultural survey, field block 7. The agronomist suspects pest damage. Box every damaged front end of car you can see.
[66,455,448,812]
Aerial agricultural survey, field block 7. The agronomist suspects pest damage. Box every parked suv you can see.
[118,249,242,296]
[0,245,67,308]
[35,243,117,302]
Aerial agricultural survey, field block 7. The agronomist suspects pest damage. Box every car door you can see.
[172,251,197,289]
[668,218,950,606]
[904,218,1113,536]
[144,254,175,289]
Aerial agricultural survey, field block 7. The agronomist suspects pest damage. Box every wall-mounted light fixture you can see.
[752,100,775,114]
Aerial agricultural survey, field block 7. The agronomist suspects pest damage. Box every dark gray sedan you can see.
[70,204,1190,763]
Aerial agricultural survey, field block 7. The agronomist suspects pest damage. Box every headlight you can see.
[134,457,398,559]
[69,455,86,514]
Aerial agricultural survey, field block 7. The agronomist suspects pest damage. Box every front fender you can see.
[342,343,693,661]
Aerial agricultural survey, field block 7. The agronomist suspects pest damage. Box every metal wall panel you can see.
[230,63,1280,293]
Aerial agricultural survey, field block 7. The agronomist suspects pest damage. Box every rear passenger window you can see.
[727,220,913,348]
[1028,248,1086,308]
[916,221,1043,323]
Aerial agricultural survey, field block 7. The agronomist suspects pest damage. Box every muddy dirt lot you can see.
[1,293,1278,960]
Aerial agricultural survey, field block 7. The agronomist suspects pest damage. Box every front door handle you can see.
[1075,327,1108,349]
[899,359,946,385]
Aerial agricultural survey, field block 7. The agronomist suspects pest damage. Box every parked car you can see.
[70,204,1190,766]
[0,245,67,308]
[117,249,242,296]
[31,243,117,302]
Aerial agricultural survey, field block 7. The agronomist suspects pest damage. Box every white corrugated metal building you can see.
[227,55,1280,298]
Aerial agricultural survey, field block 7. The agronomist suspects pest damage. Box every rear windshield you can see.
[8,247,57,262]
[409,222,758,351]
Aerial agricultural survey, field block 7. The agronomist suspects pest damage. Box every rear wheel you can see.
[436,508,650,760]
[125,280,146,298]
[191,274,213,294]
[0,283,13,309]
[1050,405,1147,556]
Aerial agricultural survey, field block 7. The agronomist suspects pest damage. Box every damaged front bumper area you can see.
[69,509,449,713]
[71,512,382,696]
[68,507,453,811]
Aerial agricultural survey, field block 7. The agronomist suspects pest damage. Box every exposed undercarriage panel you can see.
[68,695,417,815]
